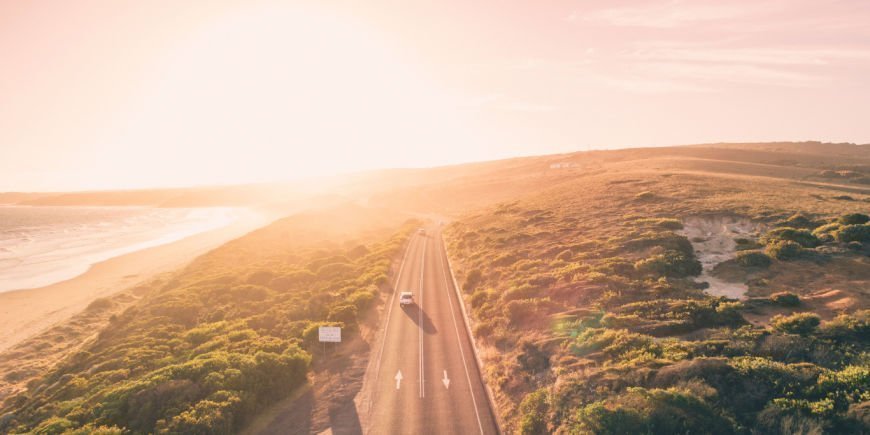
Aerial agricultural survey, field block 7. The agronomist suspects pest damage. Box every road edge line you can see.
[438,235,485,435]
[418,237,427,399]
[442,235,505,434]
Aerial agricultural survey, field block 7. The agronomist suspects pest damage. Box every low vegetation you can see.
[445,170,869,434]
[0,207,417,434]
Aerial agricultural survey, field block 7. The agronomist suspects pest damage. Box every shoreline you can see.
[0,209,272,354]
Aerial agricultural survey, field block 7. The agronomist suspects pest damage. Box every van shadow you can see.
[401,305,438,334]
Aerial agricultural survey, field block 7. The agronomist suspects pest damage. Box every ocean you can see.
[0,206,238,292]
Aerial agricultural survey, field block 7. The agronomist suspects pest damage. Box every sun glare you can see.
[89,4,477,189]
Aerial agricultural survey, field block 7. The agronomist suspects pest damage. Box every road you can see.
[365,226,500,434]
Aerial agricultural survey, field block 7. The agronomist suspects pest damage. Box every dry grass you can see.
[440,144,869,433]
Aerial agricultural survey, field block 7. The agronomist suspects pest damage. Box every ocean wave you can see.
[0,206,239,292]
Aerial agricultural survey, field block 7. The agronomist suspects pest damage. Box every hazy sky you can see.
[2,0,869,191]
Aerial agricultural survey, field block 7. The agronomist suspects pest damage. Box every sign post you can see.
[318,326,341,357]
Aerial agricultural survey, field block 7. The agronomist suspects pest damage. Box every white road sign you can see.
[318,326,341,343]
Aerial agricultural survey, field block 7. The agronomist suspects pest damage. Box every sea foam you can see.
[0,206,238,292]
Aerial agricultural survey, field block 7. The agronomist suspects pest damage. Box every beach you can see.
[0,209,270,353]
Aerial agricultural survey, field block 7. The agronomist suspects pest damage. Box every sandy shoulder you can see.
[0,209,271,354]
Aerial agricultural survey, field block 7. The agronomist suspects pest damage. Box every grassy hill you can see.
[0,204,417,434]
[443,153,869,433]
[1,142,868,434]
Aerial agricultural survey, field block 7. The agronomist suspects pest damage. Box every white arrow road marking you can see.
[395,370,403,390]
[442,370,450,389]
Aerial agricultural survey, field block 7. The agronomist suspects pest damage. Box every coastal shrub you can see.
[504,283,539,301]
[762,227,820,248]
[517,341,551,374]
[634,251,702,277]
[347,288,377,311]
[0,217,419,435]
[771,313,821,336]
[327,304,357,325]
[656,218,684,230]
[769,292,801,307]
[518,389,550,435]
[838,213,870,225]
[268,270,315,291]
[766,240,803,260]
[819,310,869,342]
[440,181,870,433]
[572,387,736,435]
[834,224,870,243]
[505,299,540,325]
[315,262,355,279]
[735,250,771,268]
[780,213,819,229]
[470,289,494,309]
[812,224,840,243]
[245,270,274,286]
[464,269,483,291]
[228,284,270,302]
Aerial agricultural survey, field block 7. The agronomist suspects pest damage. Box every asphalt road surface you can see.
[366,226,500,434]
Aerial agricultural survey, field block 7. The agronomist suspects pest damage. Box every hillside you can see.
[1,142,868,434]
[0,204,418,434]
[443,152,869,433]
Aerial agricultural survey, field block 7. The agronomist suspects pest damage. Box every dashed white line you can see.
[418,237,427,398]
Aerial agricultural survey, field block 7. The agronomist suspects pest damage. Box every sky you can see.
[1,0,869,191]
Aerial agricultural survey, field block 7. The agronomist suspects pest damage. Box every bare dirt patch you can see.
[681,215,764,300]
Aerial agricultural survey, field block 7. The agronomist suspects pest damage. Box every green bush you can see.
[518,389,550,435]
[762,227,820,248]
[834,224,870,243]
[517,341,551,374]
[819,310,869,342]
[838,213,869,225]
[464,269,483,291]
[504,283,539,301]
[33,416,75,435]
[769,292,801,307]
[736,250,772,268]
[771,313,820,335]
[766,240,803,260]
[572,387,736,435]
[780,213,819,229]
[269,270,315,291]
[327,304,358,325]
[0,218,418,435]
[634,251,702,277]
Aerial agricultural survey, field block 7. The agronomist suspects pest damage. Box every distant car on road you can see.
[399,291,414,306]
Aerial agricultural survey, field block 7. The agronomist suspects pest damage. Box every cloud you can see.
[579,0,776,28]
[616,42,870,89]
[628,44,870,66]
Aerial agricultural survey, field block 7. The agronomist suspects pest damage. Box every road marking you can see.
[395,370,403,390]
[442,370,450,389]
[373,234,415,387]
[418,237,427,399]
[438,232,486,435]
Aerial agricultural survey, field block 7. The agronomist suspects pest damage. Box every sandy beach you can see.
[0,209,271,353]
